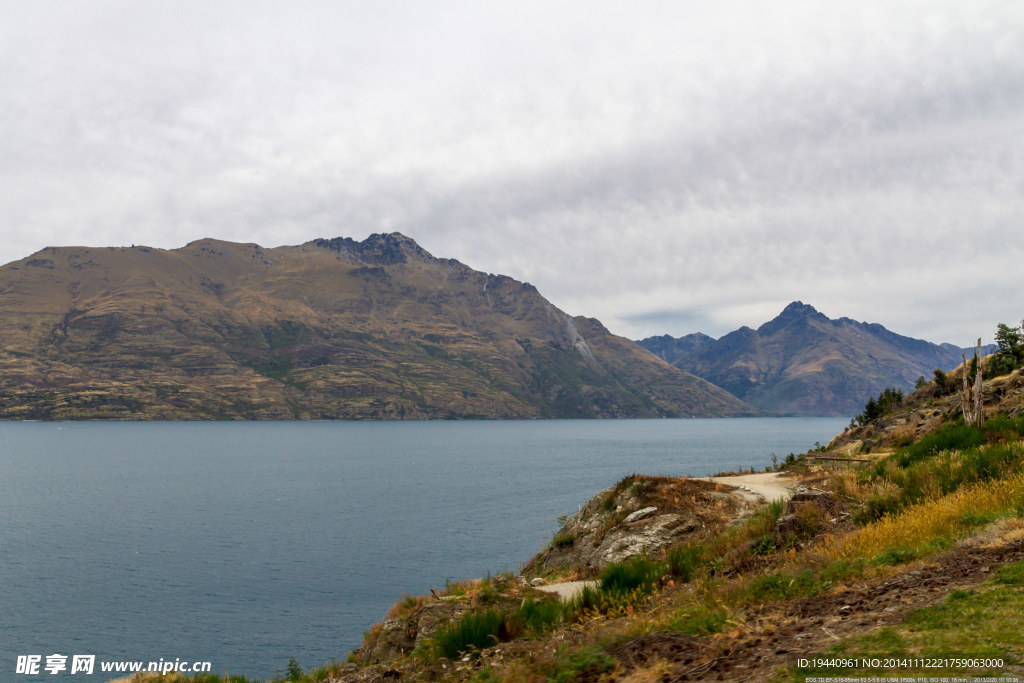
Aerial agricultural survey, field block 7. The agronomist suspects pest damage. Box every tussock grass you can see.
[889,423,987,468]
[819,471,1024,563]
[431,608,511,660]
[666,543,704,582]
[386,593,428,619]
[706,498,786,562]
[856,440,1024,523]
[429,596,569,660]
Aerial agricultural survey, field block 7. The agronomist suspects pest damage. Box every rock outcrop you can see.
[526,474,753,576]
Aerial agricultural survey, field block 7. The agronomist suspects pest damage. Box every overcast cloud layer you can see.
[2,1,1022,346]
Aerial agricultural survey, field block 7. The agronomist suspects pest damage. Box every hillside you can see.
[321,354,1024,682]
[638,302,973,416]
[0,234,755,420]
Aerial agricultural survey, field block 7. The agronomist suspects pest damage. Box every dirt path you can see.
[532,580,599,602]
[705,471,799,504]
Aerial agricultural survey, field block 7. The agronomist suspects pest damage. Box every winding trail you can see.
[704,471,799,504]
[532,580,598,601]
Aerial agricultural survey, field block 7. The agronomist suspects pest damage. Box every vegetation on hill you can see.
[123,319,1024,681]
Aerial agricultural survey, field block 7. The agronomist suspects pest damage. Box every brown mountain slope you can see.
[0,234,755,420]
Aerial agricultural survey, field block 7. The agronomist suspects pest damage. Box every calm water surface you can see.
[0,418,847,680]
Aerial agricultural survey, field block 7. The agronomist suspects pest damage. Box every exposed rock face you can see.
[527,475,751,576]
[597,513,701,565]
[361,600,469,664]
[623,507,659,524]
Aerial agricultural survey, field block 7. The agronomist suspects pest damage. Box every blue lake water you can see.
[0,418,847,680]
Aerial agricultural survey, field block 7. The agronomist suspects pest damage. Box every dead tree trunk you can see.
[961,338,984,428]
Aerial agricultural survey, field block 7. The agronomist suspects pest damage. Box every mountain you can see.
[0,234,756,420]
[634,332,715,366]
[637,302,973,416]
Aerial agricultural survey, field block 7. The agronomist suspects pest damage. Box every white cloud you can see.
[1,0,1022,346]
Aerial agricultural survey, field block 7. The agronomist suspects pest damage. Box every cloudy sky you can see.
[2,1,1022,346]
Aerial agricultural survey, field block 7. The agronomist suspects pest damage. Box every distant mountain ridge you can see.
[637,302,976,416]
[0,233,756,420]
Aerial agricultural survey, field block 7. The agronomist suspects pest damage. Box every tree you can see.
[286,657,304,681]
[993,322,1024,373]
[915,375,928,390]
[995,323,1022,359]
[854,387,903,426]
[933,368,949,394]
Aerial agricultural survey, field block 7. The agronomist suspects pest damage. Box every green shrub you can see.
[858,440,1024,523]
[567,556,666,619]
[599,555,663,597]
[513,598,565,635]
[893,424,986,468]
[983,414,1024,439]
[432,609,510,660]
[667,543,704,582]
[753,534,778,555]
[551,530,576,549]
[854,485,904,524]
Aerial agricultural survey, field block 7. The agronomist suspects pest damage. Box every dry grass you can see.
[386,593,430,619]
[817,471,1024,562]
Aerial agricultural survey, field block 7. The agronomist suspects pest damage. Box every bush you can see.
[432,609,510,660]
[893,424,986,468]
[667,543,704,582]
[599,555,663,596]
[512,598,565,635]
[551,530,576,549]
[568,555,666,620]
[983,414,1024,440]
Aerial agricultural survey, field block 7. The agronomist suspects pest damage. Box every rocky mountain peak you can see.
[757,301,828,336]
[312,232,433,265]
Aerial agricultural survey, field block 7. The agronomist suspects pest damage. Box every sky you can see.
[2,1,1022,347]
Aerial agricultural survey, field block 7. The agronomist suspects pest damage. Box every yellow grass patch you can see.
[817,472,1024,562]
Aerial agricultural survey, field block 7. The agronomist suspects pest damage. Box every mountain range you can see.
[0,234,755,420]
[638,302,975,416]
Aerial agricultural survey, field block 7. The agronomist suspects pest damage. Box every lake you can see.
[0,418,847,680]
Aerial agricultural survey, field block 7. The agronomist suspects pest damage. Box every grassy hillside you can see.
[0,234,754,419]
